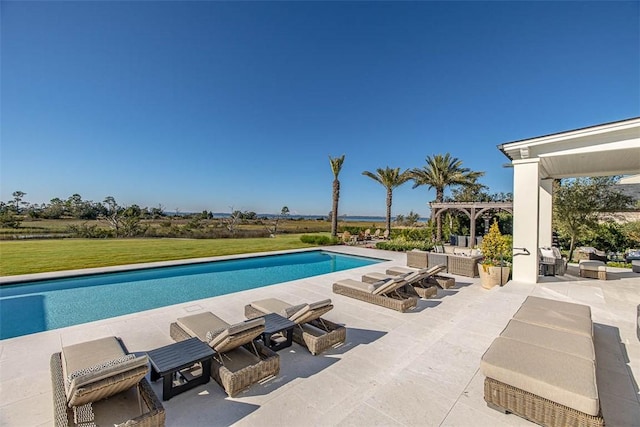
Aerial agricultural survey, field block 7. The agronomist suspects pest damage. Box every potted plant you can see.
[479,220,511,289]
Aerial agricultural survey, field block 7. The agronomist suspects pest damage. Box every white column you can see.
[512,159,541,283]
[539,179,553,248]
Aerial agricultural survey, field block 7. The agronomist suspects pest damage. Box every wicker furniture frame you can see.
[411,284,437,299]
[427,253,449,271]
[332,282,419,312]
[406,250,428,269]
[580,269,608,280]
[244,305,346,355]
[363,271,437,299]
[579,265,608,280]
[170,322,279,397]
[427,275,455,289]
[484,377,604,427]
[50,353,165,427]
[446,255,482,277]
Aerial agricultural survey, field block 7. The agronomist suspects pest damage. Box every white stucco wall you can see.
[512,159,541,283]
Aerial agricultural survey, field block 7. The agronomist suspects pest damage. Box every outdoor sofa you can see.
[481,296,603,427]
[170,312,279,397]
[332,275,419,312]
[244,298,346,355]
[406,249,482,277]
[50,336,165,427]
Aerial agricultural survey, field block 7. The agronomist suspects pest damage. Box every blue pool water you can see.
[0,250,381,339]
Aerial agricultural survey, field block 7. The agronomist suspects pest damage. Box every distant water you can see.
[210,213,427,222]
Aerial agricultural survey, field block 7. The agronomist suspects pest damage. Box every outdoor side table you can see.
[147,337,215,401]
[258,313,296,352]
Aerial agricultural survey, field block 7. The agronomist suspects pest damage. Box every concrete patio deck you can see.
[1,246,639,426]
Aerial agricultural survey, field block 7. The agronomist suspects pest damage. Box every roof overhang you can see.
[498,117,640,179]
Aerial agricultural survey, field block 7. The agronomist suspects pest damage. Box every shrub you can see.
[480,220,510,266]
[375,239,433,252]
[300,235,339,245]
[396,227,431,241]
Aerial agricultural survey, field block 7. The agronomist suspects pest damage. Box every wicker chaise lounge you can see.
[332,275,419,312]
[383,264,455,290]
[481,296,603,427]
[361,266,444,298]
[50,336,165,427]
[244,298,346,355]
[170,312,279,397]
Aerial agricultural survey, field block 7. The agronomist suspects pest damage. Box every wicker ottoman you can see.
[427,275,455,289]
[579,261,608,280]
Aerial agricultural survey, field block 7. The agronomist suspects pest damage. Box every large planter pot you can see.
[479,265,510,289]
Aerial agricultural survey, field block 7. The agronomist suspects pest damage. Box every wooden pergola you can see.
[429,201,513,247]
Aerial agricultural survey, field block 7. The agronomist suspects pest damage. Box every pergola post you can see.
[512,158,541,284]
[469,206,476,248]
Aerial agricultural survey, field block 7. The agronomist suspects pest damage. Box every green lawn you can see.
[0,236,320,276]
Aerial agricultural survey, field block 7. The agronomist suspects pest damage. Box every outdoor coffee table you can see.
[256,312,296,351]
[147,337,215,401]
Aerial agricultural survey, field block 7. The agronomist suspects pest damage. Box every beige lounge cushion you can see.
[209,318,265,351]
[372,276,406,295]
[290,299,332,324]
[250,298,292,315]
[177,312,230,342]
[335,279,379,293]
[579,260,607,271]
[61,336,148,401]
[308,299,332,311]
[62,336,126,377]
[481,336,599,416]
[401,271,423,284]
[386,266,415,276]
[500,319,595,360]
[513,305,593,337]
[363,272,392,282]
[523,296,591,318]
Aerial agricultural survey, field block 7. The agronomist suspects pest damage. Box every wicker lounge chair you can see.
[332,275,419,312]
[170,312,279,397]
[384,264,454,290]
[362,266,445,298]
[50,336,165,427]
[244,298,346,355]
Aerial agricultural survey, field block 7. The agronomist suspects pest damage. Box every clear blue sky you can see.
[2,1,638,218]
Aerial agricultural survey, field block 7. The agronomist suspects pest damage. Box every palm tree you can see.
[329,155,346,237]
[362,167,411,234]
[411,153,484,242]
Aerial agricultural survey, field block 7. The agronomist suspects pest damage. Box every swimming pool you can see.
[0,250,382,339]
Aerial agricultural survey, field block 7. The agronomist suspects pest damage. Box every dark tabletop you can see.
[147,337,214,374]
[261,312,296,334]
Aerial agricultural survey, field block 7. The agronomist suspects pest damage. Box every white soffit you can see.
[499,117,640,179]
